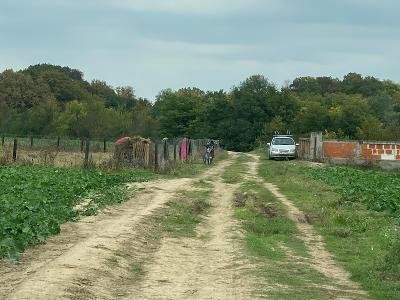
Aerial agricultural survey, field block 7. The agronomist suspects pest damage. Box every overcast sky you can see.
[1,0,399,99]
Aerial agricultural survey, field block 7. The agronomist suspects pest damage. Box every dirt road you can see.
[0,153,367,299]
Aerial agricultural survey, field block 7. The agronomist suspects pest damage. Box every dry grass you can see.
[0,146,113,168]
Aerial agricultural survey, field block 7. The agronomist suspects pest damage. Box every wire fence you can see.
[0,134,218,170]
[0,135,114,153]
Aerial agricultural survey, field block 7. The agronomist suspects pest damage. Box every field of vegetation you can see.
[258,154,400,299]
[309,166,400,217]
[0,166,158,259]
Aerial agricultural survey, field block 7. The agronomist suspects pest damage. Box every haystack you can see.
[115,136,151,167]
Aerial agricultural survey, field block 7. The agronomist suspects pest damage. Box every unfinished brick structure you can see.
[298,132,400,169]
[322,140,400,161]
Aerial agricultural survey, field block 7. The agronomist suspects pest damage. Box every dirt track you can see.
[0,153,367,299]
[245,154,368,298]
[128,174,259,299]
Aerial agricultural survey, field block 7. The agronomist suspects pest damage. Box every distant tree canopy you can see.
[0,64,156,139]
[1,63,400,151]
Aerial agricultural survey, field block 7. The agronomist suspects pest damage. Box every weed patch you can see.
[161,189,211,237]
[222,154,249,184]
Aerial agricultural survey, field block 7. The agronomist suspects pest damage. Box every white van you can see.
[267,135,298,160]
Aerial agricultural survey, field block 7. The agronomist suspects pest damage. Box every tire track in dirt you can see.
[128,158,260,299]
[0,159,232,300]
[245,153,368,298]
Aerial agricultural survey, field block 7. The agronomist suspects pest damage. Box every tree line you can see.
[1,64,399,151]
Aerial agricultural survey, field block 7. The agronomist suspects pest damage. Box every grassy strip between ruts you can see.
[105,181,213,296]
[221,153,249,184]
[257,150,400,300]
[0,165,158,259]
[234,180,362,299]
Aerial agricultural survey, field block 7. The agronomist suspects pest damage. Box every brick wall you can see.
[322,140,400,161]
[361,143,400,160]
[323,141,357,159]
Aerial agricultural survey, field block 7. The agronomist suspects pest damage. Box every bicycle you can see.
[203,147,213,165]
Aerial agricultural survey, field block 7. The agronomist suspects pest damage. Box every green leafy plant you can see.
[308,166,400,217]
[0,165,157,258]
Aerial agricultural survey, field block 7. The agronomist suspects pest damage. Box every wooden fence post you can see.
[56,136,60,150]
[174,142,177,162]
[30,136,34,148]
[13,138,17,162]
[103,138,107,153]
[80,139,84,152]
[163,138,168,162]
[84,139,90,167]
[188,139,192,157]
[154,142,159,170]
[1,135,4,146]
[179,141,182,160]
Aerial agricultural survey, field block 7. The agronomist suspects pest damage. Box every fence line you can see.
[0,134,218,170]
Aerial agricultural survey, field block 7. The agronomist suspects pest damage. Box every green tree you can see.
[0,69,52,111]
[293,100,329,134]
[56,100,89,137]
[356,116,388,140]
[229,75,277,151]
[23,100,59,135]
[153,88,205,137]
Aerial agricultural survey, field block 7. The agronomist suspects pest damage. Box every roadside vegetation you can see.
[258,152,400,299]
[0,147,226,260]
[0,166,158,259]
[309,166,400,217]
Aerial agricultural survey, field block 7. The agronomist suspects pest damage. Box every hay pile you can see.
[115,136,152,167]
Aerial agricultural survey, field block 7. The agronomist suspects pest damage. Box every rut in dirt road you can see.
[128,171,259,299]
[245,153,368,298]
[0,159,232,300]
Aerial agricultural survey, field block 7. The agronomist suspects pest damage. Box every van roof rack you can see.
[273,130,293,137]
